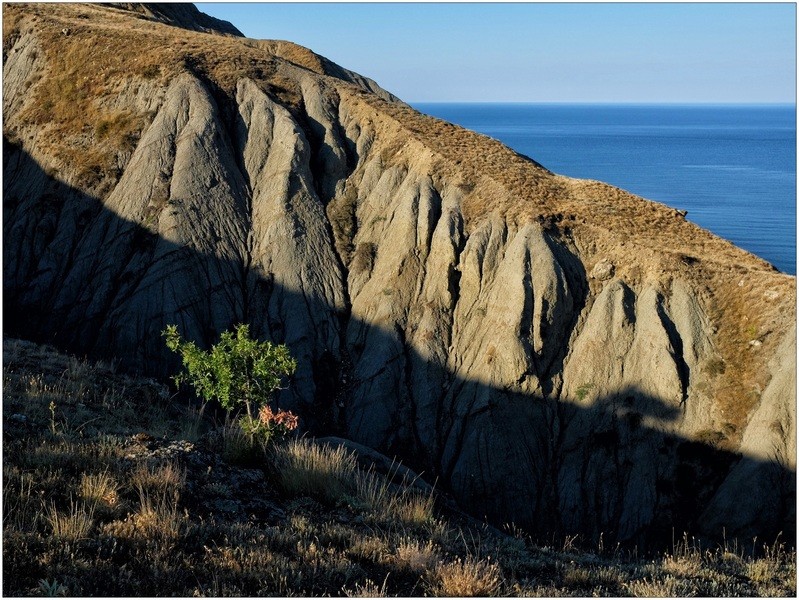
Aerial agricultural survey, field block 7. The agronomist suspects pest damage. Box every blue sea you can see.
[413,103,797,275]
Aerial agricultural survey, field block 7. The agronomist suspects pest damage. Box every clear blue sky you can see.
[199,2,797,103]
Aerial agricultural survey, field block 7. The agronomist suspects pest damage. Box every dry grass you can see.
[394,537,440,573]
[7,339,796,596]
[78,470,120,510]
[3,342,796,597]
[130,494,185,543]
[130,460,185,499]
[342,576,390,597]
[271,438,357,505]
[46,501,94,541]
[354,467,435,527]
[220,417,260,464]
[4,2,290,193]
[428,555,503,597]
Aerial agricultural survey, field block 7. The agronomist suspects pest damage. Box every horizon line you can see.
[409,100,797,106]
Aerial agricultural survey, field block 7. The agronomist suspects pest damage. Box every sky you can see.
[199,2,797,103]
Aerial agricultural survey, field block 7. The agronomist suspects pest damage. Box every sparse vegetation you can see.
[3,338,795,596]
[327,185,360,264]
[575,382,596,402]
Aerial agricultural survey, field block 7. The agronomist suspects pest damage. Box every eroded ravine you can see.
[3,3,795,549]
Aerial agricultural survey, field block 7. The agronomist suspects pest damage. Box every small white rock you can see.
[590,259,615,281]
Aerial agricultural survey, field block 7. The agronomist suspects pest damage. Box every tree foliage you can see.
[162,323,297,418]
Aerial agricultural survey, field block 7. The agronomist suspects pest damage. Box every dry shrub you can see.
[428,556,502,597]
[351,242,376,274]
[271,438,357,505]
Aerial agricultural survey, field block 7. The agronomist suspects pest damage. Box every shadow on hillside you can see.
[4,137,795,554]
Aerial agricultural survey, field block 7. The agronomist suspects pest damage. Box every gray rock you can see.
[3,3,795,549]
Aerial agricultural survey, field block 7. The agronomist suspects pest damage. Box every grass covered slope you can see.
[3,338,795,597]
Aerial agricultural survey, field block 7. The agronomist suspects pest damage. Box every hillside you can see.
[3,337,796,596]
[3,2,796,551]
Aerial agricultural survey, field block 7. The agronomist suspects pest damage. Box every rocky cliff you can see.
[3,3,795,549]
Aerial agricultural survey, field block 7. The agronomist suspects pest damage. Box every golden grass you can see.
[46,500,94,541]
[342,576,390,597]
[624,575,683,597]
[271,438,357,505]
[428,555,503,597]
[354,467,435,527]
[78,470,120,510]
[4,2,291,194]
[130,460,185,501]
[394,537,440,573]
[131,494,185,542]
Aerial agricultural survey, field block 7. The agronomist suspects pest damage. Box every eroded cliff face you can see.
[3,3,795,548]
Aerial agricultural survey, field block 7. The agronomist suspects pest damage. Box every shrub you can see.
[162,323,297,420]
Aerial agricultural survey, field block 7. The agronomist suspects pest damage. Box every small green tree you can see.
[162,323,297,419]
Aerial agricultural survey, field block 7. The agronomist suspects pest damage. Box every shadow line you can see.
[4,129,794,553]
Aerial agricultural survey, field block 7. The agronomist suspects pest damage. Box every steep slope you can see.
[107,3,244,36]
[3,3,795,549]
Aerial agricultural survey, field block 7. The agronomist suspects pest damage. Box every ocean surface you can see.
[413,103,796,275]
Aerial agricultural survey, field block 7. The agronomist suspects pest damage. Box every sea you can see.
[412,103,797,275]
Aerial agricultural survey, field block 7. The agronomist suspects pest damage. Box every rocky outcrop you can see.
[109,3,244,36]
[3,3,795,549]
